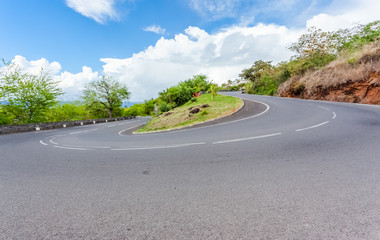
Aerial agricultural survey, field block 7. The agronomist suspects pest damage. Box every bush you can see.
[158,102,172,113]
[158,75,212,108]
[200,109,208,116]
[0,108,11,125]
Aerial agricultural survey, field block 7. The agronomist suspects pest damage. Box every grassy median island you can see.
[135,94,243,133]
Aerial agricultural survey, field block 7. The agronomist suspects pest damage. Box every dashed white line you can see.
[318,106,330,110]
[50,139,58,145]
[111,142,206,151]
[213,133,282,144]
[296,121,330,132]
[39,140,48,146]
[332,112,336,119]
[69,131,84,135]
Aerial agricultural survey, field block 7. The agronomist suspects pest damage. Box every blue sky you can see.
[1,0,379,101]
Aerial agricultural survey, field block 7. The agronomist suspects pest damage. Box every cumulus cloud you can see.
[55,67,99,99]
[65,0,120,24]
[306,0,380,31]
[143,25,166,35]
[6,56,99,101]
[11,55,62,75]
[101,24,301,101]
[8,0,380,103]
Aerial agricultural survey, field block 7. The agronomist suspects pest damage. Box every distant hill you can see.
[58,101,141,108]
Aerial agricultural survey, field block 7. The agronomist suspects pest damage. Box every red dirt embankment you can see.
[277,43,380,105]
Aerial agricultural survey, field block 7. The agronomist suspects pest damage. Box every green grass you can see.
[135,93,243,133]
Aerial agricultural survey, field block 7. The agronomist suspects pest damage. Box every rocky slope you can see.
[277,42,380,105]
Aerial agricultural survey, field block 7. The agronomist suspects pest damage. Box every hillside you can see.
[277,41,380,104]
[235,21,380,105]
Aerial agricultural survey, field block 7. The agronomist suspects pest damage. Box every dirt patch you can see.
[189,108,200,114]
[279,72,380,105]
[278,42,380,105]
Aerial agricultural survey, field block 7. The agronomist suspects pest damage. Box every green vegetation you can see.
[124,99,155,117]
[0,62,131,125]
[157,75,212,112]
[236,20,380,96]
[81,75,130,118]
[136,93,243,133]
[0,64,63,124]
[2,20,379,126]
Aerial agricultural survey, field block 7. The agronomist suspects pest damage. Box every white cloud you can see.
[65,0,119,24]
[143,25,166,35]
[11,55,62,75]
[306,0,380,31]
[101,24,300,101]
[6,56,99,101]
[55,67,99,99]
[7,0,379,103]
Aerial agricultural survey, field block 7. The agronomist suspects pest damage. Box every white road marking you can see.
[213,133,282,144]
[118,123,146,136]
[296,121,330,132]
[332,112,336,119]
[318,106,330,110]
[111,142,206,151]
[53,146,88,151]
[61,144,110,149]
[69,131,84,135]
[50,139,58,145]
[144,99,271,135]
[39,140,48,146]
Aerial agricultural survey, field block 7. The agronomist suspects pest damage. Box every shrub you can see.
[200,110,208,116]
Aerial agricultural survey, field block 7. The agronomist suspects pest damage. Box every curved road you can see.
[1,93,380,239]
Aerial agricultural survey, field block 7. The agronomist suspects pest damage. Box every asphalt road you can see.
[1,93,380,239]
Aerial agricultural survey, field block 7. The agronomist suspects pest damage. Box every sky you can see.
[1,0,379,102]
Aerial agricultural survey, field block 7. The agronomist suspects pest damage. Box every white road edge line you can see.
[53,146,88,151]
[296,121,330,132]
[60,144,110,149]
[111,142,206,151]
[155,98,271,135]
[213,133,282,144]
[118,123,146,136]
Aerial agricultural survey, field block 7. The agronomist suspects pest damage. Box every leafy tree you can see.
[239,60,273,83]
[289,27,337,58]
[0,64,63,124]
[144,99,155,115]
[82,75,130,118]
[158,75,212,108]
[337,20,380,52]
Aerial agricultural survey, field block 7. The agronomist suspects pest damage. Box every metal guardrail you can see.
[0,116,136,135]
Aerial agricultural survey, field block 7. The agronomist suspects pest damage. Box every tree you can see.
[0,64,63,124]
[207,84,219,101]
[82,75,130,118]
[289,27,337,58]
[239,60,273,83]
[158,75,212,108]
